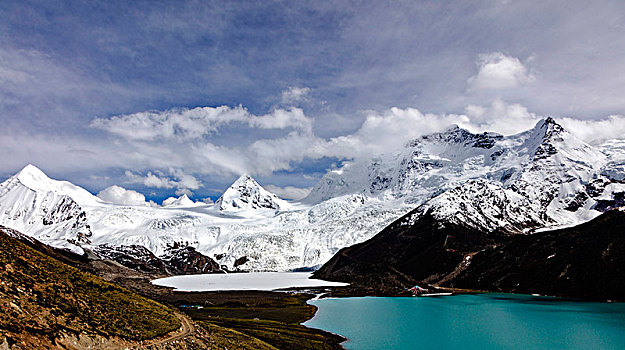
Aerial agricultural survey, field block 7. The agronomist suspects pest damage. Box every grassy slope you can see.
[201,318,343,350]
[197,323,279,350]
[0,229,180,343]
[181,293,344,350]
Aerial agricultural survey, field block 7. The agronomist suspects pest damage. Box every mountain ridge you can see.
[1,118,624,271]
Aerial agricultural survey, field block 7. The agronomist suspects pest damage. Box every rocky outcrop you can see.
[93,243,222,275]
[161,244,222,274]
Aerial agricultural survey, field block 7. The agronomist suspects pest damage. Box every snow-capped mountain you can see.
[162,194,200,207]
[215,175,287,212]
[0,164,98,254]
[0,164,402,270]
[306,118,623,232]
[1,118,624,271]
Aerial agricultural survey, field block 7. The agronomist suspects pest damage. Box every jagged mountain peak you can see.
[413,125,503,150]
[532,117,565,139]
[232,174,257,186]
[540,116,560,127]
[215,174,285,211]
[521,116,601,164]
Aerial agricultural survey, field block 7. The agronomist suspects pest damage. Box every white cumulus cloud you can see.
[319,107,471,160]
[97,185,156,206]
[124,169,202,195]
[559,115,625,144]
[468,52,535,90]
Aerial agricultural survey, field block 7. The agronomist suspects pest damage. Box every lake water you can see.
[304,294,625,350]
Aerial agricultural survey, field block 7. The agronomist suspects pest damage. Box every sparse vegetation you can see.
[200,317,344,350]
[182,292,316,323]
[196,322,278,350]
[0,229,346,349]
[0,229,180,344]
[179,292,344,349]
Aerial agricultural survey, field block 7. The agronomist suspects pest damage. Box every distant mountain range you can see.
[1,118,624,275]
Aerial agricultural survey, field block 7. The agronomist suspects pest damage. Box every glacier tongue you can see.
[1,119,625,271]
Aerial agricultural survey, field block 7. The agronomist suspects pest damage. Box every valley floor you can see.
[79,265,347,349]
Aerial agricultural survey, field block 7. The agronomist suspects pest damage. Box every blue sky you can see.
[2,0,625,202]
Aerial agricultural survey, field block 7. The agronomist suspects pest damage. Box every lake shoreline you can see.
[305,293,625,349]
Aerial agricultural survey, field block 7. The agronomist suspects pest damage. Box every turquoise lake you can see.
[304,294,625,349]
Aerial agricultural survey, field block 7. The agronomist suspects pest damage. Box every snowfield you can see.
[151,272,348,292]
[1,118,625,271]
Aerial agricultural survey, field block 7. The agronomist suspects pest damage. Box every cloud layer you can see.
[264,185,312,200]
[2,1,625,200]
[90,100,625,180]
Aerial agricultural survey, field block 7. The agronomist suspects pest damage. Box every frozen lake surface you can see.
[152,272,348,291]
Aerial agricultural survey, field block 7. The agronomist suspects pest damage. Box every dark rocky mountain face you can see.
[160,244,222,274]
[93,243,222,275]
[315,209,625,300]
[92,244,169,274]
[313,208,509,295]
[446,210,625,300]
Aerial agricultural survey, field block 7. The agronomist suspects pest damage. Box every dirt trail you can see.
[138,311,196,348]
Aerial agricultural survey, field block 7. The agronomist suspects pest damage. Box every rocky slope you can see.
[93,243,222,275]
[0,226,180,348]
[314,205,625,299]
[445,209,625,300]
[312,206,504,294]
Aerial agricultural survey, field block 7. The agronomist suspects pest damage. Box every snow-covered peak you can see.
[15,164,51,189]
[516,117,605,169]
[215,175,286,212]
[162,194,200,207]
[3,164,101,206]
[304,126,508,204]
[0,165,95,254]
[535,117,563,137]
[417,125,503,149]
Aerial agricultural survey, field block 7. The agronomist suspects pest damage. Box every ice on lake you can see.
[151,272,348,292]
